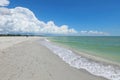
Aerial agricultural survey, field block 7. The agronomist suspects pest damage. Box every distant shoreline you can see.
[0,34,44,37]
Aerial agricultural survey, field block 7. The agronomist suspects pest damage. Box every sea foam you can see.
[41,39,120,80]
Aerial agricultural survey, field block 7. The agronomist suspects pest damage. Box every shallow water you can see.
[48,36,120,63]
[41,38,120,80]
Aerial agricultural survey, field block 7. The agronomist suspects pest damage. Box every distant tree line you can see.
[0,34,44,37]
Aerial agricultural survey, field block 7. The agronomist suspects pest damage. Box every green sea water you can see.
[48,36,120,63]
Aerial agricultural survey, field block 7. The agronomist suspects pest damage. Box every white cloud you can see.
[0,0,10,6]
[0,0,109,36]
[0,7,77,35]
[80,30,109,36]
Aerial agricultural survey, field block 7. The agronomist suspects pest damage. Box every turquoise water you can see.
[48,36,120,63]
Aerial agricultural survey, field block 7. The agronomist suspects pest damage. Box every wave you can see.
[41,39,120,80]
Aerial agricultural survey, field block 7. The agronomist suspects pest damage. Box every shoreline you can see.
[48,38,120,67]
[45,37,120,80]
[0,36,107,80]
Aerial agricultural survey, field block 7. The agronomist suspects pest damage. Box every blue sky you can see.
[6,0,120,35]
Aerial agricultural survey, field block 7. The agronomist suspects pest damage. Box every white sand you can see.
[0,37,107,80]
[0,37,36,50]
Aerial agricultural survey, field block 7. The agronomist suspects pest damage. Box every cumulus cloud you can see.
[0,0,109,36]
[0,0,10,6]
[80,30,109,36]
[0,7,77,34]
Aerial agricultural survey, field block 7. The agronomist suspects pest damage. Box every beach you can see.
[0,37,107,80]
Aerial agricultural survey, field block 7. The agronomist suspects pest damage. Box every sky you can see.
[0,0,120,36]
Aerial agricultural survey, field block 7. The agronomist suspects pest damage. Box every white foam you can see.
[44,38,50,42]
[41,39,120,80]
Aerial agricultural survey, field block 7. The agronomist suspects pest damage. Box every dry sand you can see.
[0,37,107,80]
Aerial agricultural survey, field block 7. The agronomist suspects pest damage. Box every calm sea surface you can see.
[48,36,120,63]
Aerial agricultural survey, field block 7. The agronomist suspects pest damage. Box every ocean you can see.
[48,36,120,63]
[41,36,120,80]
